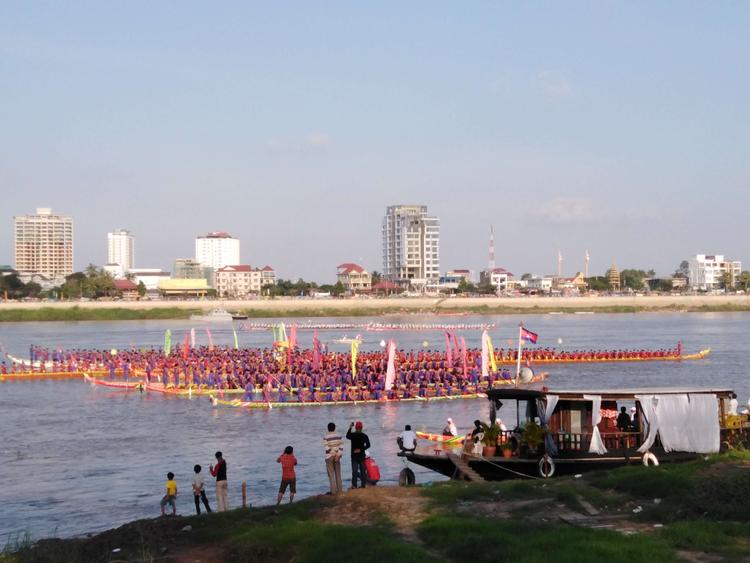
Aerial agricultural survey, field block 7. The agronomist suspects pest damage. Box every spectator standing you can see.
[324,422,344,494]
[192,464,212,515]
[210,451,228,512]
[346,421,371,489]
[276,446,298,505]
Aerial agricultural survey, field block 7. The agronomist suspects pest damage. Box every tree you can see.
[0,274,26,299]
[674,260,690,279]
[137,281,147,298]
[718,271,733,290]
[585,276,609,292]
[456,278,477,294]
[521,273,533,281]
[370,271,382,285]
[738,271,750,291]
[619,269,651,290]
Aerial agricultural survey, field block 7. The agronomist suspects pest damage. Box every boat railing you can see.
[552,431,642,453]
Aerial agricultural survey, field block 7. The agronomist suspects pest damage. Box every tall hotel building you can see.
[195,232,240,270]
[382,205,440,291]
[14,208,74,278]
[107,229,135,273]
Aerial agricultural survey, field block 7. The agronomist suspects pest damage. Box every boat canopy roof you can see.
[487,387,734,402]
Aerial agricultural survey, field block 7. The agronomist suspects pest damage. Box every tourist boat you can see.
[230,312,248,320]
[400,386,749,481]
[189,308,234,322]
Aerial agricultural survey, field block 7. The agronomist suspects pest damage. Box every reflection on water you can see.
[0,312,748,539]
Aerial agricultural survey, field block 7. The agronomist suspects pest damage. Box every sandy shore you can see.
[2,294,749,314]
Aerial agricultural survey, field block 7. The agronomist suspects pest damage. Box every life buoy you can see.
[399,467,416,486]
[538,455,555,478]
[642,452,659,466]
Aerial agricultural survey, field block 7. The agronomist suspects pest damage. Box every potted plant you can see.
[521,420,544,454]
[501,442,514,458]
[481,422,500,457]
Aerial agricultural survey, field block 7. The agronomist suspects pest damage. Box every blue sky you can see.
[2,2,748,280]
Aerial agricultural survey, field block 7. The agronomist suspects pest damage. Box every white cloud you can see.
[533,197,599,224]
[536,70,574,100]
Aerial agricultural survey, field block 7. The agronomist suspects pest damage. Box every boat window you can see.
[570,409,582,434]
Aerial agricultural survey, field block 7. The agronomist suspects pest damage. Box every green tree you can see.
[619,269,652,290]
[738,271,750,291]
[718,271,733,290]
[585,276,609,291]
[521,273,532,281]
[137,281,147,298]
[370,270,382,285]
[456,278,477,294]
[674,260,690,278]
[0,274,26,299]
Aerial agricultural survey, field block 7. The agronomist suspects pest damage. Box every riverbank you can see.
[4,451,749,562]
[2,295,750,321]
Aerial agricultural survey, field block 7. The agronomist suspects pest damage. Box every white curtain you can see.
[636,394,659,453]
[540,395,559,455]
[637,394,720,454]
[584,394,608,455]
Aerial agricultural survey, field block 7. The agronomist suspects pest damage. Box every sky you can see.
[1,2,749,281]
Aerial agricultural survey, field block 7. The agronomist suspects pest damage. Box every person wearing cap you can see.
[346,421,371,488]
[442,418,458,437]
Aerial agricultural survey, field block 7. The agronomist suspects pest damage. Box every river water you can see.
[0,312,747,540]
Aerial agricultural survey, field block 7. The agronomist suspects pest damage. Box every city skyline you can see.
[3,3,749,280]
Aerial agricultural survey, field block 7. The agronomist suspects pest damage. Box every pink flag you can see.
[206,328,214,351]
[452,331,460,357]
[385,339,396,391]
[445,331,453,367]
[190,328,196,348]
[461,336,468,379]
[183,331,189,361]
[312,330,321,371]
[289,324,298,349]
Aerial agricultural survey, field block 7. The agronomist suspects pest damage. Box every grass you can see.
[0,306,199,322]
[587,451,750,522]
[660,521,750,557]
[418,516,679,563]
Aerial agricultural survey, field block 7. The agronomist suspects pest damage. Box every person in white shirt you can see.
[323,422,344,494]
[192,464,212,515]
[397,424,417,452]
[443,417,458,437]
[728,393,738,415]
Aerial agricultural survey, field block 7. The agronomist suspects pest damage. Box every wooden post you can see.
[241,481,247,508]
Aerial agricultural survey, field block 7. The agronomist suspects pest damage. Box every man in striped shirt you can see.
[324,422,344,494]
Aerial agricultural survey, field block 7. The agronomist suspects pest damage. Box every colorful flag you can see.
[164,329,172,355]
[481,330,489,377]
[232,326,239,350]
[183,331,189,360]
[445,331,453,366]
[312,330,321,371]
[486,332,497,373]
[460,336,468,379]
[385,339,396,391]
[206,328,214,351]
[190,328,196,348]
[351,339,360,377]
[521,327,538,344]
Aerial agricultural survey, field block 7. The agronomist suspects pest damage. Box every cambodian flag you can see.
[521,327,538,344]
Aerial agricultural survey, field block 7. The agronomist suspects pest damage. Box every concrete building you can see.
[526,276,553,293]
[14,208,74,278]
[215,265,277,297]
[129,269,171,293]
[336,263,372,293]
[446,269,474,283]
[157,278,209,298]
[195,232,240,270]
[480,268,514,292]
[688,254,742,290]
[260,266,277,287]
[382,205,440,292]
[107,229,134,277]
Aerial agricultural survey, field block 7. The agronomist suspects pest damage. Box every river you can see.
[0,312,747,540]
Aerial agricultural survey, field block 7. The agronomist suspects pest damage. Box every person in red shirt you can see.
[276,446,297,505]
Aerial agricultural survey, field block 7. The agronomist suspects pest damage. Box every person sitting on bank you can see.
[397,424,417,452]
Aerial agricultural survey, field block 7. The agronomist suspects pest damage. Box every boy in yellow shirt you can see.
[160,472,177,516]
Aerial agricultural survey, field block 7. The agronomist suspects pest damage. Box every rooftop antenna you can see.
[488,226,495,271]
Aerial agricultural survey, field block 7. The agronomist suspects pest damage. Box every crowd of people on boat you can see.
[159,420,380,516]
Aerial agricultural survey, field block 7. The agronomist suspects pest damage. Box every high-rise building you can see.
[14,208,74,279]
[195,232,240,270]
[382,205,440,291]
[107,229,134,275]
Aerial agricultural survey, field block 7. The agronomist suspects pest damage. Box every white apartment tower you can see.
[107,229,135,273]
[14,208,74,278]
[195,232,240,270]
[382,205,440,291]
[688,254,742,290]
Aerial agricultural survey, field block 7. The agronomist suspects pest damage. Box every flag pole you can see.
[515,324,523,387]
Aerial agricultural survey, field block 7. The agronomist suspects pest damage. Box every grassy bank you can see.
[4,451,749,562]
[0,307,199,322]
[2,301,750,322]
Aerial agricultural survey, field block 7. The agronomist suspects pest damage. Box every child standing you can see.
[192,464,212,515]
[160,472,177,516]
[276,446,297,505]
